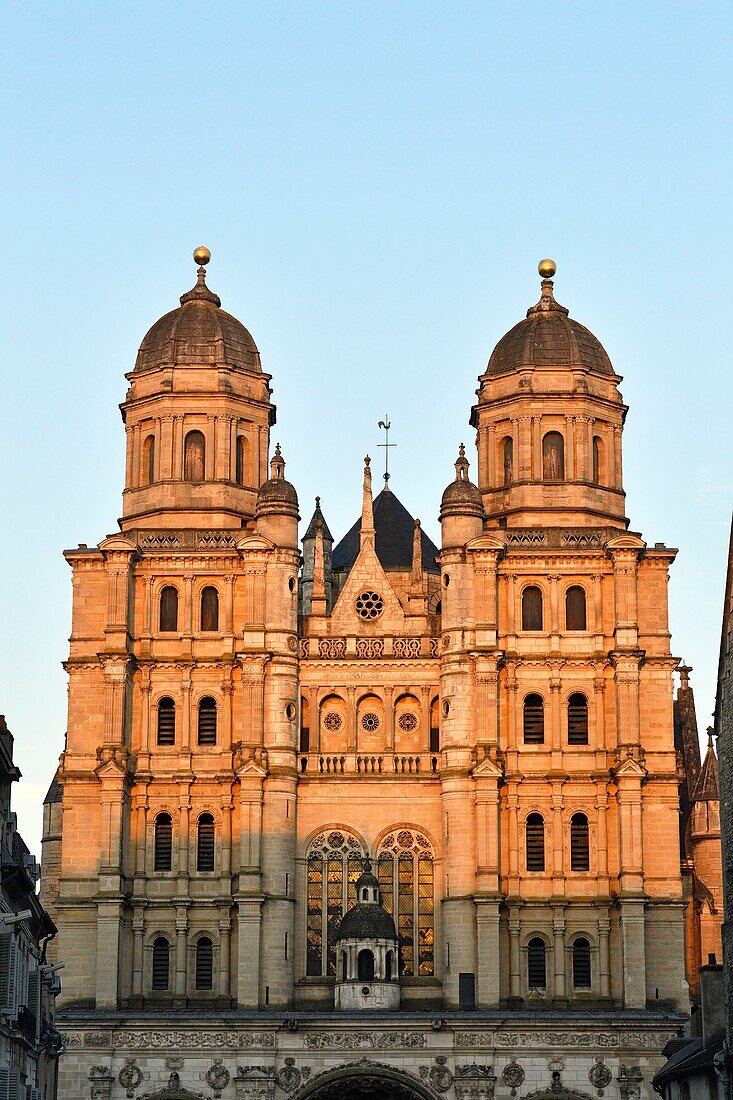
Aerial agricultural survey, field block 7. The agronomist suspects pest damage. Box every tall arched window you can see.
[527,938,547,989]
[197,813,215,872]
[152,937,170,991]
[377,830,434,977]
[501,436,514,486]
[300,696,311,753]
[593,436,604,484]
[542,432,565,480]
[159,586,178,632]
[157,698,176,746]
[566,586,587,630]
[567,693,589,745]
[522,586,543,631]
[197,697,217,746]
[142,434,155,486]
[306,831,365,976]
[184,430,206,481]
[357,949,374,981]
[195,937,213,990]
[235,436,246,486]
[200,586,219,631]
[429,697,440,753]
[572,937,592,989]
[154,813,173,872]
[523,694,545,744]
[570,813,590,871]
[525,813,545,871]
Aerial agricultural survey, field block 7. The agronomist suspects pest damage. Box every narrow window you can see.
[525,813,545,871]
[572,937,591,988]
[570,813,590,871]
[501,436,514,486]
[523,694,545,744]
[542,432,565,480]
[197,697,217,746]
[521,586,543,631]
[357,949,375,982]
[593,436,604,484]
[184,430,206,481]
[567,693,589,745]
[195,937,213,990]
[197,813,215,872]
[157,698,176,746]
[159,586,178,632]
[430,697,440,752]
[300,696,310,752]
[235,436,246,486]
[527,938,547,989]
[154,813,173,872]
[142,434,155,486]
[200,586,219,631]
[152,937,170,991]
[566,586,587,630]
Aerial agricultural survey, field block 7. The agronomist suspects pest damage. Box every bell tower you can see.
[120,247,275,532]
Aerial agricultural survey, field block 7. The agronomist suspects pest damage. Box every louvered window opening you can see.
[567,694,589,745]
[200,586,219,631]
[197,815,215,872]
[527,938,547,988]
[573,938,591,988]
[157,699,175,746]
[154,815,173,872]
[159,586,178,632]
[525,813,545,871]
[152,938,170,990]
[523,695,545,744]
[566,586,587,630]
[570,813,590,871]
[198,698,217,745]
[522,586,543,631]
[195,938,213,990]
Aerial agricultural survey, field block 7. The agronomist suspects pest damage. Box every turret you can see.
[301,497,333,613]
[255,444,299,549]
[439,444,485,548]
[334,858,399,1010]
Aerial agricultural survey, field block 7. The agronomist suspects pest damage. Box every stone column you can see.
[508,906,521,1004]
[598,913,611,1001]
[553,907,567,1004]
[174,905,188,1004]
[384,686,395,752]
[346,686,356,751]
[131,906,145,1006]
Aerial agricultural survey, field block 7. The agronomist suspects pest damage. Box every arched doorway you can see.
[293,1059,437,1100]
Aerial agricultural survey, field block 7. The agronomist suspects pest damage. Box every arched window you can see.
[386,950,396,980]
[567,693,589,745]
[593,436,604,484]
[152,937,170,991]
[184,430,206,481]
[542,432,565,480]
[195,937,213,990]
[501,436,514,486]
[522,586,543,631]
[570,813,590,871]
[566,586,587,630]
[197,697,217,746]
[154,814,173,872]
[197,813,215,872]
[300,696,311,753]
[572,937,592,988]
[429,697,440,754]
[377,830,434,977]
[235,436,246,486]
[200,586,219,631]
[357,949,375,981]
[157,698,176,746]
[306,831,365,977]
[525,813,545,871]
[142,434,155,486]
[159,586,178,632]
[523,694,545,744]
[527,937,547,989]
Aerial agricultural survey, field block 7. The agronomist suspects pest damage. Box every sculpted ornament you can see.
[205,1059,231,1097]
[454,1065,496,1100]
[276,1057,311,1092]
[502,1061,525,1097]
[89,1066,115,1100]
[588,1060,612,1096]
[617,1066,644,1100]
[119,1060,144,1097]
[234,1066,276,1100]
[303,1031,425,1050]
[419,1056,454,1093]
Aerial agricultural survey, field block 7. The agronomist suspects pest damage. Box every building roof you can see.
[336,902,397,942]
[653,1033,724,1090]
[331,487,440,575]
[691,736,719,802]
[304,497,333,542]
[44,770,63,805]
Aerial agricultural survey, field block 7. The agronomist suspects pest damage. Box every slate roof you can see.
[303,497,333,542]
[691,739,719,803]
[331,487,439,575]
[336,903,397,942]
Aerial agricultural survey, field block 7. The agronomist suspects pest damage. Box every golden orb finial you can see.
[538,258,556,279]
[193,245,211,267]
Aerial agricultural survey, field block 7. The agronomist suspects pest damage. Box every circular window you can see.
[361,985,371,996]
[361,712,381,732]
[355,591,384,619]
[398,713,418,732]
[443,573,450,588]
[441,700,450,718]
[323,711,343,732]
[285,702,296,722]
[288,576,296,593]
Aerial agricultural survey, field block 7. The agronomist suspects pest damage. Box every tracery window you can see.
[306,831,365,977]
[377,830,434,976]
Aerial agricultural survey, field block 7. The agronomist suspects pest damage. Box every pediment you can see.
[467,533,506,552]
[330,539,406,631]
[98,534,137,553]
[605,533,646,551]
[237,532,275,551]
[614,756,647,779]
[472,757,503,779]
[236,758,268,778]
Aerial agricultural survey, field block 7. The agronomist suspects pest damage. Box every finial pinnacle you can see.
[458,443,466,459]
[315,495,320,506]
[194,245,211,267]
[364,455,371,468]
[538,257,556,280]
[275,442,282,457]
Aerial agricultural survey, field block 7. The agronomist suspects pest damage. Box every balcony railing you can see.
[298,752,440,776]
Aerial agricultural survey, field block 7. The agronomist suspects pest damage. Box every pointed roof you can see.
[691,735,719,803]
[303,496,333,542]
[331,487,439,575]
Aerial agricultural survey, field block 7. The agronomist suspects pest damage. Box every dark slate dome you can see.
[332,487,440,574]
[135,254,261,373]
[336,904,397,942]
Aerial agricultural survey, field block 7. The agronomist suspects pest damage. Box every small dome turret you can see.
[440,444,484,519]
[333,857,400,1010]
[256,445,299,517]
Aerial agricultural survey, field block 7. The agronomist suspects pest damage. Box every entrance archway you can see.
[294,1060,436,1100]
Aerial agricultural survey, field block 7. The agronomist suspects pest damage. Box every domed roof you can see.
[134,251,261,373]
[486,265,613,377]
[336,903,397,943]
[256,445,299,515]
[440,445,484,518]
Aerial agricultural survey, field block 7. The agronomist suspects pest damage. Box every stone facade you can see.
[41,254,720,1099]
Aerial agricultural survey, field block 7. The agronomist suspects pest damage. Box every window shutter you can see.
[0,935,19,1017]
[154,815,173,872]
[195,938,213,990]
[7,1069,22,1100]
[567,694,589,744]
[27,969,41,1042]
[525,814,545,871]
[570,814,590,871]
[197,816,215,872]
[523,695,545,744]
[157,699,176,746]
[197,698,217,746]
[0,1068,8,1100]
[527,938,546,988]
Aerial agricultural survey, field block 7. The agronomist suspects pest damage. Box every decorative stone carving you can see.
[303,1031,425,1050]
[502,1060,525,1097]
[275,1057,311,1092]
[547,1059,565,1074]
[84,1031,113,1047]
[588,1060,612,1096]
[455,1030,675,1050]
[114,1030,274,1050]
[419,1056,453,1093]
[234,1066,276,1100]
[617,1066,644,1100]
[454,1065,496,1100]
[204,1059,232,1097]
[89,1066,115,1100]
[139,1070,207,1098]
[119,1059,144,1097]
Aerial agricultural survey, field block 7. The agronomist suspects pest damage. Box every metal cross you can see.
[377,415,396,484]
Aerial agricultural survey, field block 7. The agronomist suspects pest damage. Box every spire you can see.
[691,728,720,803]
[179,245,221,307]
[310,519,328,616]
[304,495,333,542]
[526,257,568,317]
[270,442,286,480]
[411,518,423,588]
[360,456,375,549]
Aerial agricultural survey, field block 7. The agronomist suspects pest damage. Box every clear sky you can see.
[1,1,730,855]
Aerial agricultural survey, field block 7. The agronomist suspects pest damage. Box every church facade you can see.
[41,252,719,1100]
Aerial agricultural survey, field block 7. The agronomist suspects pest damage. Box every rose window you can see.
[360,712,381,732]
[355,591,384,619]
[398,713,418,732]
[323,711,343,732]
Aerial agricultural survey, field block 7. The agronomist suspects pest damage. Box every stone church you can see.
[40,252,722,1100]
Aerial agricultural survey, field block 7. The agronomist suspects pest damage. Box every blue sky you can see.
[1,1,730,853]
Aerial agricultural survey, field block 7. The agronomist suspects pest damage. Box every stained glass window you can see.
[377,831,434,976]
[305,831,365,977]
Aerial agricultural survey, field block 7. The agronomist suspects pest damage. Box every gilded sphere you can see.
[538,258,556,279]
[193,246,211,266]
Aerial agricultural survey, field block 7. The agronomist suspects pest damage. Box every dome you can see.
[336,904,397,942]
[256,445,299,515]
[486,271,613,377]
[134,256,261,373]
[440,445,484,519]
